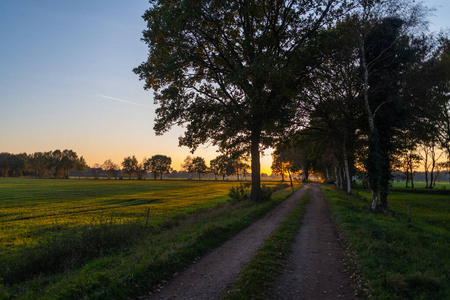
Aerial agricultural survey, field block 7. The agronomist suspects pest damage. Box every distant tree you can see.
[0,153,13,177]
[271,153,287,182]
[91,163,102,179]
[272,147,303,188]
[30,152,49,178]
[399,141,421,189]
[74,156,87,179]
[209,158,219,180]
[181,156,194,178]
[45,149,79,178]
[136,160,148,180]
[102,159,119,179]
[8,153,28,177]
[60,150,79,178]
[235,159,250,181]
[210,155,235,180]
[145,155,172,180]
[422,140,445,189]
[122,156,138,179]
[192,157,207,180]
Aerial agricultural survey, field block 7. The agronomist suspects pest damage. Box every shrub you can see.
[229,184,274,202]
[260,184,273,202]
[228,184,250,203]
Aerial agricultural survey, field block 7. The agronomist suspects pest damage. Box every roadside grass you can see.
[223,189,309,300]
[322,185,450,300]
[0,178,298,299]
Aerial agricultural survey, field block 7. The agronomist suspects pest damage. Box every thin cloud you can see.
[97,94,149,108]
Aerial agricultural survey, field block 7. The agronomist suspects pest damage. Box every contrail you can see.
[97,94,149,108]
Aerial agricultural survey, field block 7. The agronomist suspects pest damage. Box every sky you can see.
[1,1,449,174]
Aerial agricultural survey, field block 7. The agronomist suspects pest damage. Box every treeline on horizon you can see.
[0,150,258,181]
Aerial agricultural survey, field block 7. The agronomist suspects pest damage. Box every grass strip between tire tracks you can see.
[223,189,310,299]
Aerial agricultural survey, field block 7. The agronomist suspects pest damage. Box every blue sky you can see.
[0,0,449,172]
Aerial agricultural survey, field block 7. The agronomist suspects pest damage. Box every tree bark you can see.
[250,128,261,202]
[379,152,390,209]
[405,168,409,188]
[361,33,379,210]
[343,144,351,194]
[334,162,339,187]
[287,169,293,188]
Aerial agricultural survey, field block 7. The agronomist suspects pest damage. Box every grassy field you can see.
[0,177,295,299]
[0,178,245,249]
[391,181,450,189]
[323,185,450,299]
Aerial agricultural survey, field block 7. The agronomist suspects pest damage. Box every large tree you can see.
[353,0,435,209]
[134,0,346,201]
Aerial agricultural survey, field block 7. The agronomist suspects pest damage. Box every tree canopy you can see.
[134,0,348,201]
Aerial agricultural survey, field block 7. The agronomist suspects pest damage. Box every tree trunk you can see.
[160,173,163,180]
[405,168,409,188]
[379,152,390,209]
[343,144,351,194]
[361,36,380,210]
[250,128,261,202]
[423,148,429,188]
[288,169,293,188]
[337,165,343,190]
[303,165,309,182]
[334,162,339,187]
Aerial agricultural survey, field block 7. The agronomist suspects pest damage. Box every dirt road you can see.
[271,184,355,299]
[145,186,309,300]
[144,184,356,299]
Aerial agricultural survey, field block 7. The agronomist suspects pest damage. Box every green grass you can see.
[223,189,309,300]
[0,178,283,249]
[391,181,450,189]
[322,184,450,300]
[0,178,297,299]
[0,178,240,248]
